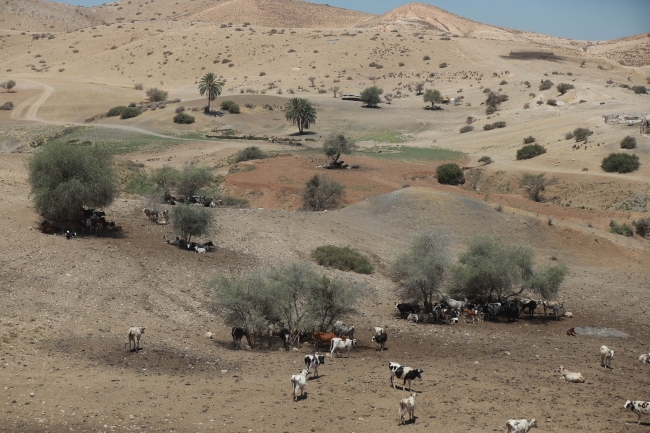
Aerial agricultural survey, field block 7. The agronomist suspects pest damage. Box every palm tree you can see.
[284,98,317,134]
[198,73,223,112]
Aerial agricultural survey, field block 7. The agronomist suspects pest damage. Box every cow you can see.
[520,300,537,318]
[329,338,357,358]
[231,327,250,349]
[372,332,388,351]
[623,400,650,425]
[304,354,325,378]
[389,362,423,391]
[395,303,418,318]
[126,326,145,352]
[313,331,339,352]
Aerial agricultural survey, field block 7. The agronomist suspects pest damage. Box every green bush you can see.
[360,86,383,107]
[146,87,168,102]
[107,106,128,117]
[632,86,648,94]
[546,99,557,106]
[478,156,492,164]
[516,144,547,160]
[634,218,649,237]
[483,121,506,131]
[210,193,250,208]
[176,166,213,199]
[459,125,474,133]
[436,163,464,185]
[539,80,554,91]
[620,135,637,149]
[601,153,640,173]
[125,172,153,195]
[173,112,195,124]
[483,123,495,131]
[485,106,495,115]
[609,221,633,237]
[170,205,213,243]
[573,128,592,142]
[234,146,267,162]
[523,136,536,144]
[556,83,575,94]
[120,107,141,119]
[311,245,374,274]
[221,100,241,113]
[302,175,345,211]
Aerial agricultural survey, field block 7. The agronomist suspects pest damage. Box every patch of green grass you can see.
[125,172,154,195]
[44,127,179,154]
[356,130,408,143]
[359,146,466,162]
[311,245,374,274]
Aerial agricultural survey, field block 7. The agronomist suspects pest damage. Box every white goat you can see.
[398,392,417,425]
[600,345,614,368]
[556,365,585,383]
[639,353,650,364]
[505,418,537,433]
[290,369,308,401]
[407,313,419,323]
[372,326,384,336]
[126,326,145,352]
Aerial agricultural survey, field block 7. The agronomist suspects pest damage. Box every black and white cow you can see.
[389,362,423,391]
[372,331,388,351]
[304,354,325,378]
[395,303,418,318]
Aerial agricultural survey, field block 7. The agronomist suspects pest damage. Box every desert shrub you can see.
[520,172,557,202]
[485,92,508,110]
[170,205,212,243]
[500,80,507,85]
[146,87,168,102]
[620,135,637,149]
[120,107,141,119]
[459,125,474,134]
[573,127,593,142]
[175,106,185,114]
[221,100,240,113]
[478,156,492,164]
[485,106,495,115]
[601,153,640,173]
[173,112,195,124]
[234,146,267,163]
[483,123,495,131]
[27,142,117,221]
[423,55,430,61]
[302,175,345,211]
[556,83,575,94]
[134,83,143,90]
[609,221,633,237]
[484,121,506,130]
[523,136,536,144]
[632,86,648,94]
[107,106,128,117]
[524,103,530,109]
[439,62,448,68]
[546,99,557,106]
[149,165,180,194]
[536,100,543,105]
[516,144,547,160]
[436,163,464,185]
[0,101,14,110]
[311,245,374,274]
[360,86,383,107]
[565,131,574,140]
[210,193,249,208]
[259,71,266,76]
[539,80,554,91]
[176,166,213,199]
[634,218,649,237]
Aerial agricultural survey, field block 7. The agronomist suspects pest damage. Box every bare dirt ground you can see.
[2,1,650,431]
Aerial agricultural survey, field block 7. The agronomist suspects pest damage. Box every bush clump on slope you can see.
[601,153,640,173]
[234,146,267,163]
[516,144,547,160]
[620,136,637,149]
[436,163,464,185]
[173,112,195,124]
[311,245,374,274]
[221,100,240,114]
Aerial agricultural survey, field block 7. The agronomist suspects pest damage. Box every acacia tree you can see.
[284,97,317,134]
[485,91,508,110]
[170,205,212,243]
[323,133,358,165]
[520,173,557,202]
[28,142,117,221]
[556,83,575,95]
[360,86,382,108]
[175,166,213,199]
[415,82,424,95]
[423,89,442,107]
[0,80,16,92]
[198,72,223,112]
[391,232,450,313]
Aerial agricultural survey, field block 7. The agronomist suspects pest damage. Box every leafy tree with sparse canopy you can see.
[170,205,212,243]
[360,86,383,108]
[28,142,117,221]
[323,133,358,165]
[423,88,442,107]
[150,165,180,195]
[198,72,223,112]
[175,166,213,199]
[485,92,508,110]
[146,87,168,102]
[519,173,557,202]
[302,174,345,211]
[0,80,16,92]
[284,97,317,134]
[391,232,450,313]
[556,83,575,95]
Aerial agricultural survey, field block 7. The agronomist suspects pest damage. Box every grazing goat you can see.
[639,353,650,364]
[520,300,537,318]
[389,362,423,391]
[231,327,250,349]
[543,300,560,315]
[372,326,384,336]
[329,338,357,358]
[567,328,577,336]
[372,332,388,351]
[600,345,614,368]
[624,400,650,425]
[290,369,308,401]
[556,365,585,383]
[407,313,419,323]
[463,308,481,324]
[304,355,325,378]
[505,418,537,433]
[333,323,355,340]
[553,304,566,321]
[126,326,145,352]
[398,393,417,425]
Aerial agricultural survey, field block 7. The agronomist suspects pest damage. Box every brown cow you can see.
[312,331,339,352]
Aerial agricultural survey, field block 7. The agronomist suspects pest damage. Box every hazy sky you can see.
[51,0,650,40]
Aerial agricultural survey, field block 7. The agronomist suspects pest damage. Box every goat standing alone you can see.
[505,418,537,433]
[290,369,308,401]
[398,393,417,425]
[600,345,614,368]
[126,326,145,352]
